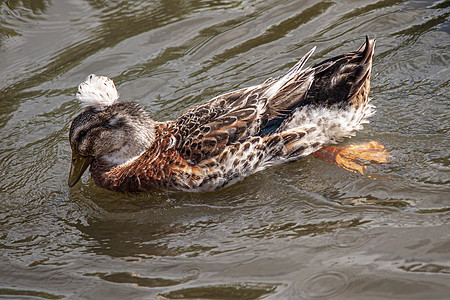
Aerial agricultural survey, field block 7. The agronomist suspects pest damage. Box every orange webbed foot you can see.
[312,141,390,175]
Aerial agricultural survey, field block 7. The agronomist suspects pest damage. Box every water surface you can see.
[1,0,449,299]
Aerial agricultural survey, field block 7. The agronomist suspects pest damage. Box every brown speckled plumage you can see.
[69,37,376,192]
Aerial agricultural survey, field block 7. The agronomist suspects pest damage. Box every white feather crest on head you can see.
[76,74,119,107]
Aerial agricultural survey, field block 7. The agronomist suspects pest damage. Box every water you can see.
[0,0,449,299]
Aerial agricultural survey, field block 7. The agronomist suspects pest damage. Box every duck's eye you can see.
[79,130,88,138]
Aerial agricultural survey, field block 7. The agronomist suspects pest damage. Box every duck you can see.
[69,36,388,193]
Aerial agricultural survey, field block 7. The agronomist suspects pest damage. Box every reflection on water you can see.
[1,0,449,298]
[159,283,278,299]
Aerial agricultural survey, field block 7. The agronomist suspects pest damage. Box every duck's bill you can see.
[68,150,94,187]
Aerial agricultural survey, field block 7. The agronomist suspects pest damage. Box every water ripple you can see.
[330,228,370,249]
[300,270,351,299]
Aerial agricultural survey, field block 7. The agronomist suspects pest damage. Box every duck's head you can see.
[68,74,155,187]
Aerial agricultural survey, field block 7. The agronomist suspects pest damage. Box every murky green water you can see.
[1,0,449,299]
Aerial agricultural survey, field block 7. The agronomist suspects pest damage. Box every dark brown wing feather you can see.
[173,87,269,163]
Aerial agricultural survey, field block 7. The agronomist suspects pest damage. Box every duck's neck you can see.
[100,144,146,166]
[89,123,176,192]
[100,121,158,166]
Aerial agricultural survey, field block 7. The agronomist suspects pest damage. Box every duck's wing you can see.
[172,85,272,164]
[173,48,316,164]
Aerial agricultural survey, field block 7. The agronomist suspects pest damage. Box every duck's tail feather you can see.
[347,37,375,107]
[302,36,375,109]
[259,37,375,137]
